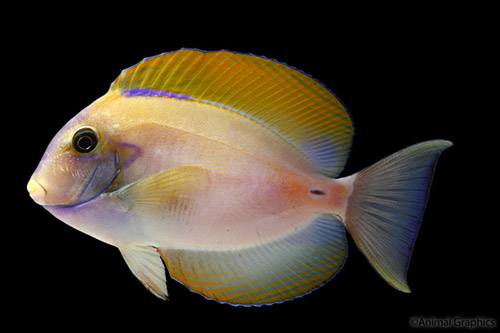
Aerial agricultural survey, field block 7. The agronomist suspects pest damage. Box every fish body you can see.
[27,49,451,305]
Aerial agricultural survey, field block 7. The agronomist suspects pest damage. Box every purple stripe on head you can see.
[122,88,192,100]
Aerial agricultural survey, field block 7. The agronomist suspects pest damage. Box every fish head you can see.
[27,110,119,207]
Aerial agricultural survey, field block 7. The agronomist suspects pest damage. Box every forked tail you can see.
[344,140,452,292]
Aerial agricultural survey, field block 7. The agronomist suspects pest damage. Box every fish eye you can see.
[72,127,98,153]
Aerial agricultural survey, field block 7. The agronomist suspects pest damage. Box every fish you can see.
[27,49,452,306]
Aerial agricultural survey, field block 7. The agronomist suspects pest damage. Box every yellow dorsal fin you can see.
[110,49,353,177]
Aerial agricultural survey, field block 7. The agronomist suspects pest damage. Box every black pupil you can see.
[78,136,93,150]
[73,128,97,153]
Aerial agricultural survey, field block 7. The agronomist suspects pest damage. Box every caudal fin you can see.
[344,140,452,292]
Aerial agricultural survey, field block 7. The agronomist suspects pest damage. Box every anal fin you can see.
[161,214,347,306]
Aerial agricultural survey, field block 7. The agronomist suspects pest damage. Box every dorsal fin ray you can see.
[110,49,353,177]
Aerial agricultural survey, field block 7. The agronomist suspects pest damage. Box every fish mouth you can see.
[27,178,47,205]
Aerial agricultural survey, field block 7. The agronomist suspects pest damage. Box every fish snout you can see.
[27,178,46,205]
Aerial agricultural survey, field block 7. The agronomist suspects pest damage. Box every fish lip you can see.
[27,178,47,205]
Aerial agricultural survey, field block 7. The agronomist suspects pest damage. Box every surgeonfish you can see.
[27,49,452,306]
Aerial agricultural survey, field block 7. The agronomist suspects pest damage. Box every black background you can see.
[9,6,496,331]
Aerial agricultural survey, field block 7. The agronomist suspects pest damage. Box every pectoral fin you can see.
[119,244,168,300]
[112,165,209,217]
